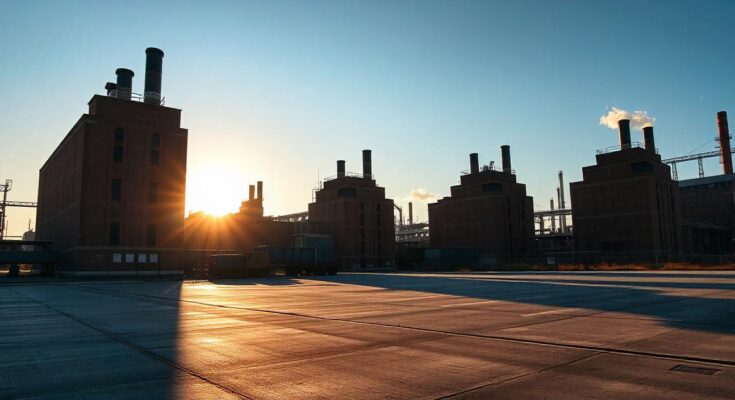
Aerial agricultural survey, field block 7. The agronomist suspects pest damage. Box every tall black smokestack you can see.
[718,111,733,175]
[362,149,372,179]
[144,48,164,105]
[257,181,263,201]
[501,145,511,173]
[469,153,479,174]
[408,202,413,225]
[248,185,255,201]
[643,126,656,153]
[618,119,631,149]
[337,160,345,178]
[115,68,134,101]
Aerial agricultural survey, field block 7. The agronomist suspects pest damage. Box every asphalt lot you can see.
[2,271,735,399]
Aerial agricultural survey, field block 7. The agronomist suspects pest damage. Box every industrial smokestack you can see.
[558,171,565,210]
[115,68,134,101]
[337,160,345,178]
[618,119,631,149]
[550,198,556,232]
[501,145,511,173]
[718,111,733,175]
[144,47,164,105]
[408,202,413,225]
[248,185,255,201]
[257,181,263,201]
[362,149,372,179]
[105,82,117,97]
[469,153,479,174]
[643,126,656,153]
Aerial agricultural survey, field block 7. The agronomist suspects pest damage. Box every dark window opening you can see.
[338,187,357,198]
[482,183,503,193]
[151,134,161,166]
[114,128,124,143]
[110,223,120,246]
[631,162,653,173]
[111,179,122,201]
[150,150,160,165]
[149,183,158,203]
[147,224,157,247]
[376,213,382,226]
[113,145,124,163]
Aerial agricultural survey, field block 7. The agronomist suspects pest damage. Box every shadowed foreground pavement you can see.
[2,271,735,399]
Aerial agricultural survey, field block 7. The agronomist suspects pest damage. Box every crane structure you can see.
[0,179,38,239]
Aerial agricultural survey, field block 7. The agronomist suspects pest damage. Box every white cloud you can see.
[599,107,655,131]
[404,188,437,203]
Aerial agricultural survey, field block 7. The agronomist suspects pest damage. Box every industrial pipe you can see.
[501,145,511,173]
[718,111,732,175]
[337,160,345,178]
[362,149,372,179]
[618,119,631,150]
[144,47,164,104]
[643,126,656,153]
[469,153,479,174]
[115,68,134,101]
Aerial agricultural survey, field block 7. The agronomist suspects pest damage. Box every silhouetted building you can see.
[308,150,395,270]
[428,146,535,258]
[677,111,735,253]
[570,120,682,254]
[184,181,293,251]
[36,48,188,274]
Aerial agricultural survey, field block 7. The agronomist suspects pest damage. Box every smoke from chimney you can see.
[600,107,655,131]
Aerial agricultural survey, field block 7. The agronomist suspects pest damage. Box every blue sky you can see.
[1,0,734,236]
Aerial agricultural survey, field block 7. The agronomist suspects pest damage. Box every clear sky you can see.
[1,0,734,237]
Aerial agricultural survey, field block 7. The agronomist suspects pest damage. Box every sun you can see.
[186,164,247,217]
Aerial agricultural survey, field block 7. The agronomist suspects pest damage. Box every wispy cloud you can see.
[404,188,437,203]
[599,107,655,131]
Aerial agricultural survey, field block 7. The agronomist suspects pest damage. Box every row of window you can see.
[113,128,161,165]
[111,179,158,202]
[110,223,157,246]
[112,253,159,264]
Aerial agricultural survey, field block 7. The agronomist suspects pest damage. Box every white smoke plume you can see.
[599,107,655,131]
[406,188,437,203]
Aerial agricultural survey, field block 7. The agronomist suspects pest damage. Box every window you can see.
[151,134,160,165]
[112,253,122,263]
[150,253,159,264]
[147,224,157,247]
[114,128,124,163]
[111,179,122,201]
[337,187,356,198]
[148,183,158,203]
[110,223,120,245]
[125,253,135,263]
[138,253,147,263]
[631,162,653,173]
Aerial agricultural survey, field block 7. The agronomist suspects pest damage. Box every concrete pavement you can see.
[1,271,735,399]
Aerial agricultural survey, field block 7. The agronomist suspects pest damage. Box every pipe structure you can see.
[115,68,134,101]
[718,111,733,175]
[362,149,372,179]
[257,181,263,201]
[643,126,656,153]
[558,171,566,232]
[337,160,345,178]
[144,47,164,104]
[501,145,511,173]
[105,82,117,97]
[550,198,556,232]
[248,185,255,201]
[618,119,631,149]
[469,153,479,174]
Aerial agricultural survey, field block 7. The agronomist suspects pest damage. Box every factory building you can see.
[184,180,293,251]
[678,112,734,253]
[428,146,535,258]
[570,120,682,255]
[36,48,188,274]
[308,150,395,270]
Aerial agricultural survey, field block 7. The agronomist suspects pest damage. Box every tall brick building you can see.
[570,120,682,254]
[428,146,535,257]
[36,48,188,274]
[308,150,395,270]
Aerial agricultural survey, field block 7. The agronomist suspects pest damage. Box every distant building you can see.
[428,146,535,258]
[36,48,188,274]
[308,150,395,270]
[570,120,682,254]
[677,112,734,253]
[183,181,293,251]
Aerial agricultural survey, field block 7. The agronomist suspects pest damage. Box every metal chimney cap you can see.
[145,47,165,57]
[115,68,134,77]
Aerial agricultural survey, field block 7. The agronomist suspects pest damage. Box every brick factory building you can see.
[308,150,395,270]
[677,111,734,253]
[36,48,188,274]
[570,120,682,255]
[428,146,535,258]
